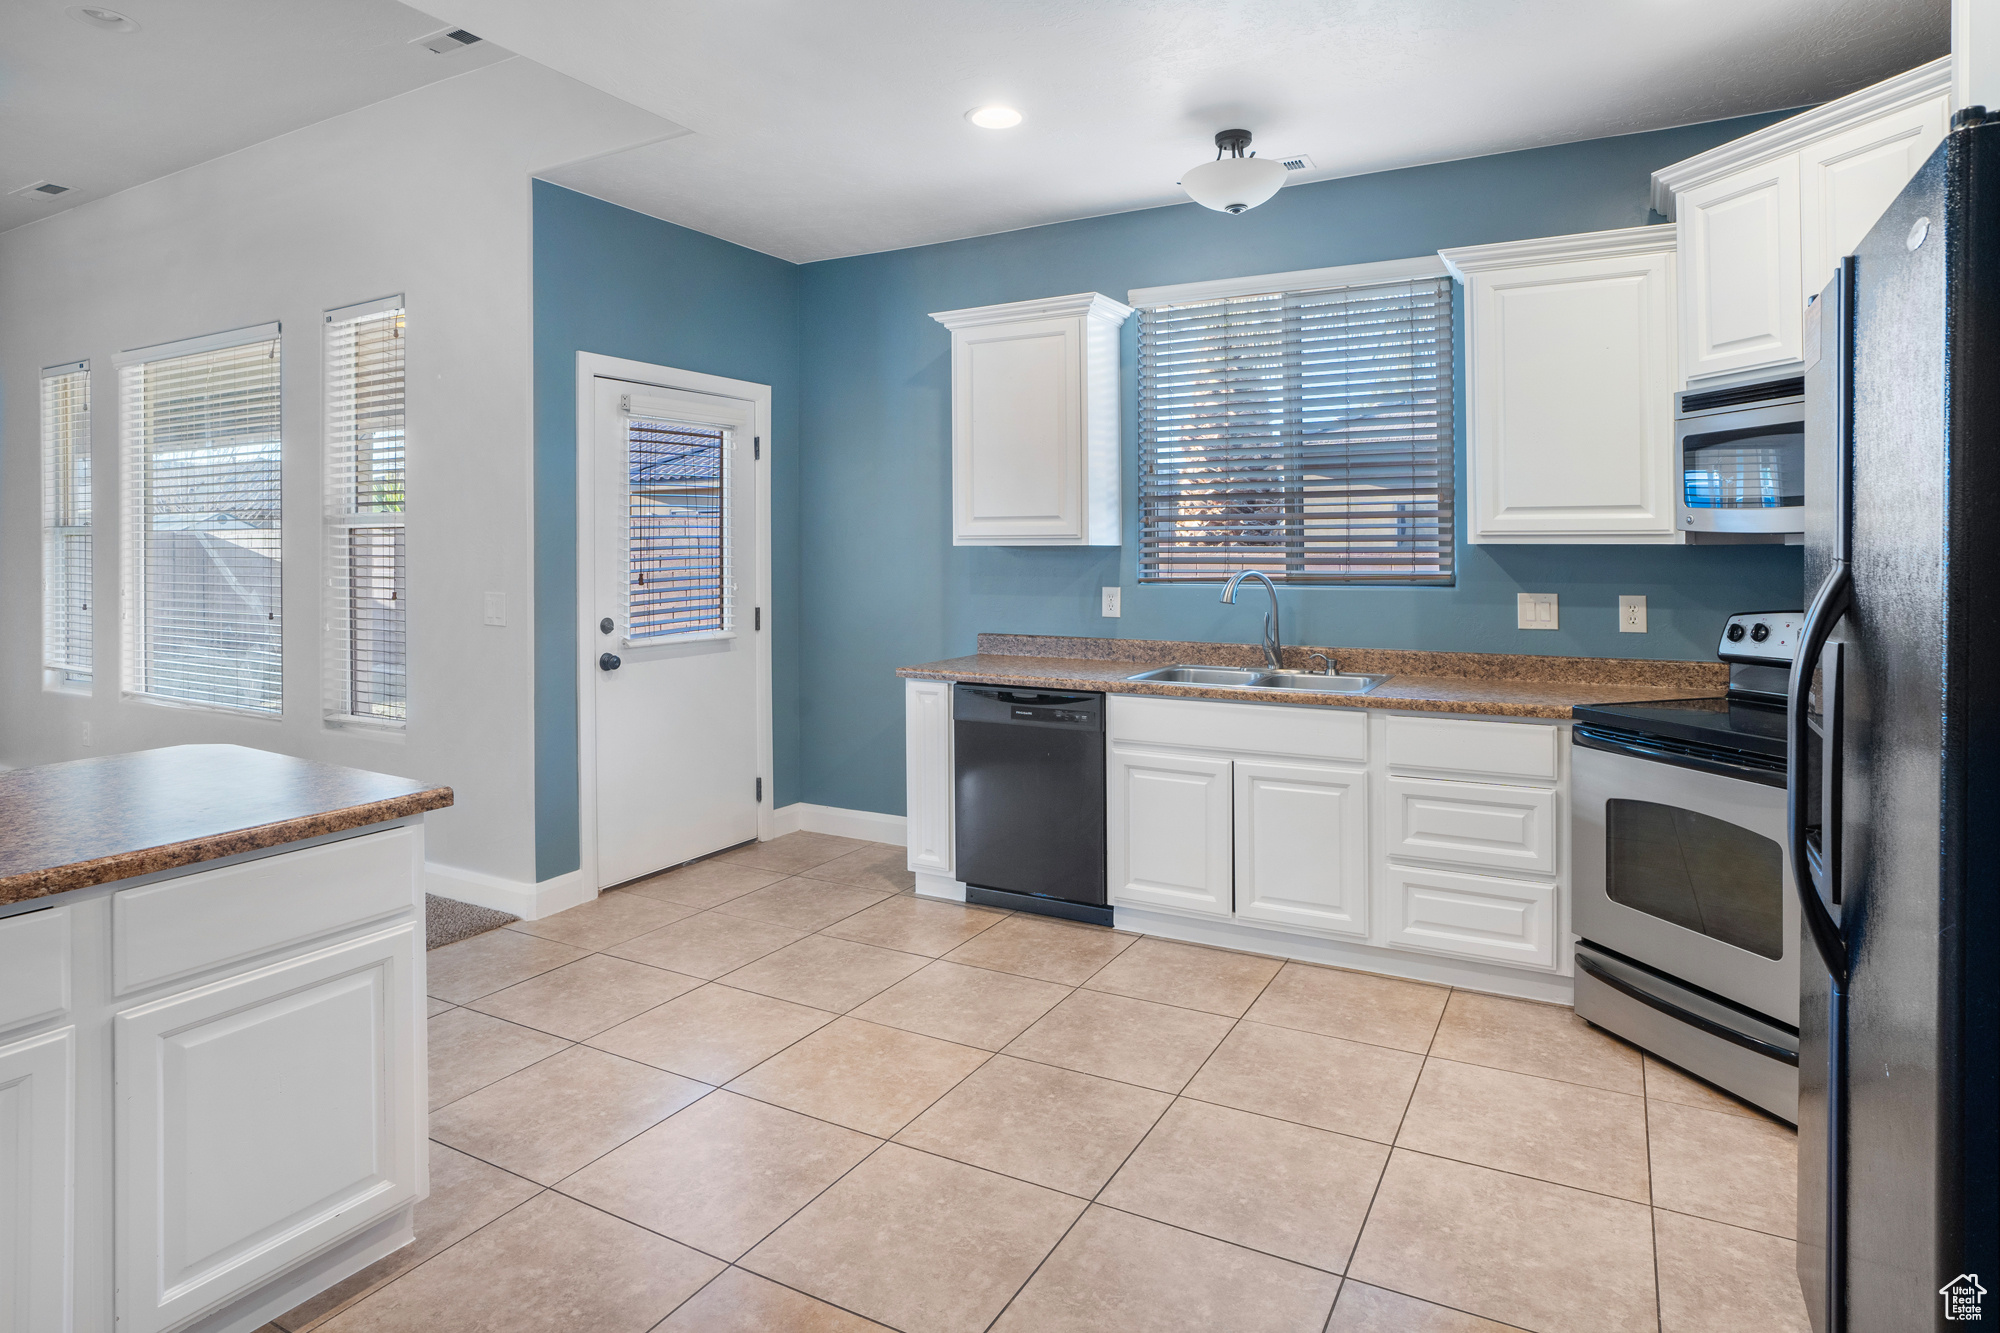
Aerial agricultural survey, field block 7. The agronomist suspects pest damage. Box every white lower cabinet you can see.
[1107,744,1234,917]
[1386,776,1557,877]
[1383,862,1557,969]
[115,923,422,1333]
[1234,760,1368,938]
[0,1026,75,1333]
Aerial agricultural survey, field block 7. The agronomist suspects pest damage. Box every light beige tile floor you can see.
[280,832,1810,1333]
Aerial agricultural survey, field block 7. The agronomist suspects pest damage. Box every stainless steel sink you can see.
[1126,665,1268,686]
[1251,671,1389,695]
[1126,664,1387,695]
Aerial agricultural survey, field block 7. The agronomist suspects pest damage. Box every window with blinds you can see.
[324,299,406,726]
[41,362,92,686]
[1137,275,1455,583]
[625,415,729,639]
[120,327,283,713]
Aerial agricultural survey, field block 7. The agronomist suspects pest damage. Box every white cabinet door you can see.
[1386,777,1558,877]
[953,315,1082,544]
[1107,744,1233,917]
[905,679,955,875]
[932,294,1131,546]
[1679,155,1804,381]
[1234,760,1368,937]
[1800,94,1950,299]
[0,1027,73,1333]
[1449,230,1680,543]
[116,924,422,1333]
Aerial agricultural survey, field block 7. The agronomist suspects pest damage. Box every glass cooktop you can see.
[1570,694,1787,760]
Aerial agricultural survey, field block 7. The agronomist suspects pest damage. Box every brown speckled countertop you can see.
[0,744,453,906]
[897,634,1726,718]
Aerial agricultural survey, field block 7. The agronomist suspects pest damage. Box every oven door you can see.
[1572,736,1800,1025]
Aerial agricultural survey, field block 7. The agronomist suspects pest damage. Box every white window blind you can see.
[1137,275,1455,583]
[41,362,92,684]
[120,326,283,713]
[324,299,406,726]
[624,413,730,639]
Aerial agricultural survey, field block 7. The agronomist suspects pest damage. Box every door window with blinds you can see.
[324,298,406,726]
[622,402,731,640]
[1137,273,1455,583]
[119,325,283,713]
[42,361,92,686]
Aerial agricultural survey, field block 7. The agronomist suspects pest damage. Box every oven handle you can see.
[1575,952,1800,1066]
[1570,726,1786,786]
[1787,561,1851,983]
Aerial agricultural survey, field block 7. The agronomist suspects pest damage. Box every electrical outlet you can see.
[1517,592,1558,630]
[81,720,92,747]
[483,592,507,627]
[1101,587,1122,617]
[1619,595,1648,632]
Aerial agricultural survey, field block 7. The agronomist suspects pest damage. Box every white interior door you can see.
[591,378,760,887]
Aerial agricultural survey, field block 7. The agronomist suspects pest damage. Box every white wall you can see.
[0,58,673,890]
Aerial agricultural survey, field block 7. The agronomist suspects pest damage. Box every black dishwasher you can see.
[953,684,1108,925]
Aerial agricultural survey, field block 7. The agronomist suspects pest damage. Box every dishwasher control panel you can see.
[954,684,1104,730]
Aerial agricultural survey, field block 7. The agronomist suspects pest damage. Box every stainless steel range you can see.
[1570,611,1804,1121]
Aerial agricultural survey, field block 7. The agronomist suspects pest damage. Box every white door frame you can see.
[574,351,775,893]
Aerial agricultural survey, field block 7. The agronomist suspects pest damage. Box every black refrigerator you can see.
[1792,112,2000,1331]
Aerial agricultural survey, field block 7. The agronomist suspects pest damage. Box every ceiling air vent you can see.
[1273,153,1315,173]
[10,182,71,199]
[414,28,482,55]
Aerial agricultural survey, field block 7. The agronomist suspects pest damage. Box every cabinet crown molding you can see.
[930,291,1135,330]
[1440,224,1678,280]
[1650,54,1952,217]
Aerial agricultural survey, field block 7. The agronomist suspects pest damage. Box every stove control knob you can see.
[1726,624,1747,642]
[1750,622,1770,642]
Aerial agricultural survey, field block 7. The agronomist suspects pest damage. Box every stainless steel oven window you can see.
[1605,798,1785,959]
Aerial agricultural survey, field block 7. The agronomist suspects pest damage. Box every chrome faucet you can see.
[1221,571,1284,671]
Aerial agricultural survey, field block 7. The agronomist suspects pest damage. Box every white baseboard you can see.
[769,802,907,846]
[1112,905,1576,1006]
[425,861,592,921]
[913,870,968,902]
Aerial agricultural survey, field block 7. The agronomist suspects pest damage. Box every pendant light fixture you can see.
[1179,129,1288,214]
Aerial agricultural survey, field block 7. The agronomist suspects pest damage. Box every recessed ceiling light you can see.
[66,5,138,31]
[965,105,1023,130]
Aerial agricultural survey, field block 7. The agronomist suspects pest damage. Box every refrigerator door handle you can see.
[1788,562,1852,983]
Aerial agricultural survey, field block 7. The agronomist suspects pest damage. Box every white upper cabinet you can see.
[1654,57,1951,386]
[1677,157,1804,380]
[930,293,1133,546]
[1442,227,1681,544]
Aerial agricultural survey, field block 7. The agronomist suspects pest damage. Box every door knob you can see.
[599,653,622,672]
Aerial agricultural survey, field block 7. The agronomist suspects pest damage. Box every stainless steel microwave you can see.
[1675,375,1805,541]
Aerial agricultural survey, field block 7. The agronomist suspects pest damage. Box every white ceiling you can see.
[421,0,1947,263]
[0,0,508,233]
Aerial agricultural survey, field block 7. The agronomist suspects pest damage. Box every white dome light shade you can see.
[966,105,1023,129]
[1181,155,1288,213]
[1181,129,1287,214]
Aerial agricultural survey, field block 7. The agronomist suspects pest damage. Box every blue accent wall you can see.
[532,180,802,880]
[793,114,1806,817]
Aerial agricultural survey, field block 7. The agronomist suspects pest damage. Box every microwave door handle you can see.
[1788,562,1851,982]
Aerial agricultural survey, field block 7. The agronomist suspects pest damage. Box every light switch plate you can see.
[1517,592,1558,630]
[483,592,507,627]
[1619,595,1647,632]
[1101,587,1122,617]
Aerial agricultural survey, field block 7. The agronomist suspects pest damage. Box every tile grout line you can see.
[1334,983,1452,1322]
[1645,1055,1665,1332]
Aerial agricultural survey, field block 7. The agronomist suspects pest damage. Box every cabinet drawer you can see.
[114,825,420,995]
[1386,714,1559,783]
[1109,694,1368,762]
[1384,864,1557,969]
[0,905,70,1036]
[1387,777,1557,876]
